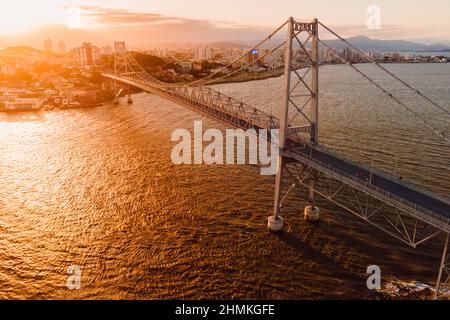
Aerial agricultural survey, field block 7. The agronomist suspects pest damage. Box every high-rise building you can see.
[194,47,213,61]
[246,49,259,65]
[56,40,67,54]
[76,42,100,66]
[205,47,213,61]
[44,38,53,53]
[100,45,113,56]
[194,48,203,61]
[343,48,353,63]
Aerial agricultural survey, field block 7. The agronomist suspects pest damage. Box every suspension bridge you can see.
[102,18,450,298]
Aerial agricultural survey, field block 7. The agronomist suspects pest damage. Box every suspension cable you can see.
[199,40,287,86]
[318,39,450,145]
[117,21,289,90]
[318,21,450,118]
[187,20,289,87]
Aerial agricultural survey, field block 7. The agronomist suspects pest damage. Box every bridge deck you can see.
[293,145,450,220]
[104,73,450,229]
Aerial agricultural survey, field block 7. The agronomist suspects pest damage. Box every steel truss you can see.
[276,145,450,298]
[105,19,450,299]
[273,17,319,225]
[278,157,450,298]
[271,18,450,299]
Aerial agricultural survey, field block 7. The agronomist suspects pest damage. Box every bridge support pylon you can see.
[270,17,320,232]
[127,85,133,104]
[305,172,320,222]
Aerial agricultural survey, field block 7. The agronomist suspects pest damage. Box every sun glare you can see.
[0,2,66,35]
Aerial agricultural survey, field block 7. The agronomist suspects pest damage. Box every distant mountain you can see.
[209,41,251,49]
[1,24,449,54]
[323,36,450,52]
[134,41,251,50]
[0,46,40,54]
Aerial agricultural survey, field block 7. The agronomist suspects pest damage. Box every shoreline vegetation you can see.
[187,67,285,86]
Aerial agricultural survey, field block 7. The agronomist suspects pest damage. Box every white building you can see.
[262,48,284,69]
[4,96,46,111]
[56,40,67,54]
[0,65,16,75]
[194,47,213,61]
[43,38,53,53]
[178,61,193,72]
[100,45,113,56]
[76,42,100,66]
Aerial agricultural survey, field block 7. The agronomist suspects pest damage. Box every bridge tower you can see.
[105,20,450,297]
[113,41,135,105]
[269,18,320,232]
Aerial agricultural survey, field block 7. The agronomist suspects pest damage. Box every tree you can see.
[133,53,165,69]
[89,71,104,85]
[11,70,33,83]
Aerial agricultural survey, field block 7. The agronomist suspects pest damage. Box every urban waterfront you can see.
[0,63,448,299]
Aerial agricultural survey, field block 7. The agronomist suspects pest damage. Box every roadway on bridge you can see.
[296,145,450,220]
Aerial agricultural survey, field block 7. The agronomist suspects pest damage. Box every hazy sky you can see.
[1,0,450,43]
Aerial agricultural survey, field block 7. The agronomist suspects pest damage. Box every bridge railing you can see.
[113,73,285,132]
[284,148,450,231]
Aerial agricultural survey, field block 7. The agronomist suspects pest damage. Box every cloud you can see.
[8,5,444,49]
[77,5,223,28]
[78,5,179,26]
[60,5,273,46]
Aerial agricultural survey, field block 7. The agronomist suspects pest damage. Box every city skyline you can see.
[1,1,450,48]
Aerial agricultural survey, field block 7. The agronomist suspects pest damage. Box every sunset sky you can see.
[1,0,450,45]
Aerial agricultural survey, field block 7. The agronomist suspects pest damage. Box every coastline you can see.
[2,61,448,115]
[163,61,450,87]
